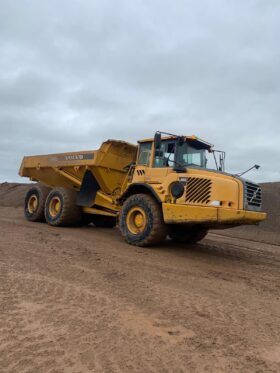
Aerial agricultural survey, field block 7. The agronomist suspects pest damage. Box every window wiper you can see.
[166,158,185,168]
[185,163,201,167]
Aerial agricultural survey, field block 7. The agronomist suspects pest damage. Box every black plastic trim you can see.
[77,170,100,207]
[120,183,161,203]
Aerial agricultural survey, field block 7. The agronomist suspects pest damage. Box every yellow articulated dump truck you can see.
[19,132,266,247]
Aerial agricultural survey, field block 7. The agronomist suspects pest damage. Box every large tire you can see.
[44,188,81,226]
[119,194,167,247]
[92,215,116,228]
[24,184,51,222]
[169,225,208,244]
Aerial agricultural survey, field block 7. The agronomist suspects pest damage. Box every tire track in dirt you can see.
[0,207,279,373]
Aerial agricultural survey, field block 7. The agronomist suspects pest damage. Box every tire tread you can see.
[120,193,167,247]
[24,184,51,222]
[45,188,81,226]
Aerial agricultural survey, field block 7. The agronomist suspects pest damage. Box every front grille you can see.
[244,181,262,211]
[185,177,212,204]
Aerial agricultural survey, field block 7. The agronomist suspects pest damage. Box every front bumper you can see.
[162,203,267,226]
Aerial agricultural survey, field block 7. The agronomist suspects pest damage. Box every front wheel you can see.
[169,225,208,244]
[119,194,167,247]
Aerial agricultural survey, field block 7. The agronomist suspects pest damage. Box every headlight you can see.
[209,200,222,206]
[170,182,185,199]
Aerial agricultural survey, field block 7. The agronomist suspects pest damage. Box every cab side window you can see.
[154,141,175,168]
[138,142,152,165]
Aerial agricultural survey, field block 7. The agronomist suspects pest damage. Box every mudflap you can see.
[77,170,100,207]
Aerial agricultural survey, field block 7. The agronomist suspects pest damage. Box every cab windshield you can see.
[176,142,207,168]
[154,140,207,168]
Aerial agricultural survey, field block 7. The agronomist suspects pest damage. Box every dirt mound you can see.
[0,182,31,207]
[259,182,280,233]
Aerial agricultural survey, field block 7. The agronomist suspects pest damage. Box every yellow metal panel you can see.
[244,211,267,223]
[162,203,218,223]
[218,209,267,224]
[82,207,116,217]
[163,203,267,225]
[19,140,137,195]
[55,168,82,187]
[94,191,119,211]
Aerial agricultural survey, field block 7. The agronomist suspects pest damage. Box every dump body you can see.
[20,140,137,194]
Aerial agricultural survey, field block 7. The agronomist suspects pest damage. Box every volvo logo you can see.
[250,187,260,202]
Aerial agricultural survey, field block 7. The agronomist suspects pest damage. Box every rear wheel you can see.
[119,194,167,247]
[44,188,81,226]
[169,225,208,243]
[24,184,51,222]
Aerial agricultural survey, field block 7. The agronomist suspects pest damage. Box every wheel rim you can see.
[27,194,38,214]
[48,196,62,218]
[126,207,147,234]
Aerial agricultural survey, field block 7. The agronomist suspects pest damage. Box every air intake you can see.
[185,177,212,204]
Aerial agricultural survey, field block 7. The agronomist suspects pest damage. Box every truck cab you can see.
[119,132,266,245]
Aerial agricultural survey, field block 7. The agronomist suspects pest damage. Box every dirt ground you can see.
[0,205,279,373]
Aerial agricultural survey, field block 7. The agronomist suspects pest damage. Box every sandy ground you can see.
[0,206,279,373]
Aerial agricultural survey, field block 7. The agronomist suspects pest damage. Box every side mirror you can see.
[154,132,162,150]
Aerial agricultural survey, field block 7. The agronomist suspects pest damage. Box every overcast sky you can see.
[0,0,279,183]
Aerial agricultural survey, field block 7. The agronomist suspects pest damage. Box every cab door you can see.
[145,140,175,183]
[132,141,152,183]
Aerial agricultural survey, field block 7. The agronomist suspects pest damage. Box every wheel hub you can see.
[49,197,61,218]
[126,207,147,234]
[27,194,38,214]
[134,213,144,228]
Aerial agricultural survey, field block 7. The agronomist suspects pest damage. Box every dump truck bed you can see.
[19,140,137,194]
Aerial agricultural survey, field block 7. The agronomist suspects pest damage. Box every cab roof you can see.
[138,135,213,150]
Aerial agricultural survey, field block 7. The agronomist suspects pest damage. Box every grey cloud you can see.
[0,69,60,108]
[0,0,279,183]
